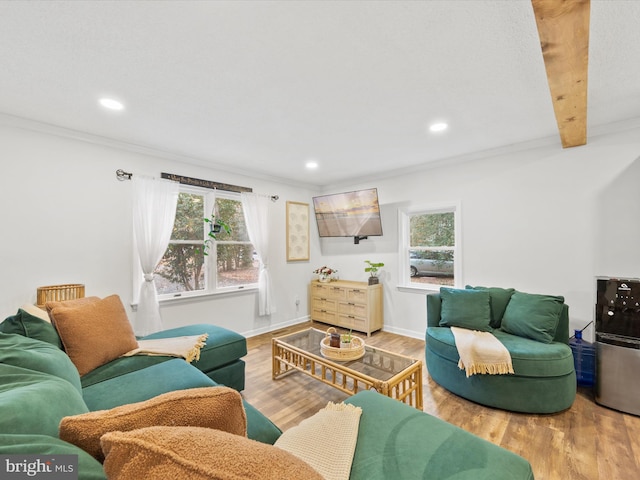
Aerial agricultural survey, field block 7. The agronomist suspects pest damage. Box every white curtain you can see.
[132,176,179,336]
[241,192,275,316]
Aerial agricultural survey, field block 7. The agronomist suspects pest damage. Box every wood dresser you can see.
[309,279,383,336]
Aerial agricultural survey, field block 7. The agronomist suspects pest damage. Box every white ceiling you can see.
[1,1,639,188]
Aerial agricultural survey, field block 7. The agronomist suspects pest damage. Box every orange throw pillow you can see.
[47,295,138,376]
[45,296,101,318]
[101,426,324,480]
[60,386,246,462]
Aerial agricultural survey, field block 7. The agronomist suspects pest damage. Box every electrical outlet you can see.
[295,295,300,306]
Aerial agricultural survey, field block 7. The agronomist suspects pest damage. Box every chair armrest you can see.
[426,293,442,328]
[554,304,570,344]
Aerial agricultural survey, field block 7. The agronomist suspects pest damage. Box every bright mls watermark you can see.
[1,455,77,479]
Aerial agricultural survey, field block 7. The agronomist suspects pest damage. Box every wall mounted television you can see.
[312,188,383,244]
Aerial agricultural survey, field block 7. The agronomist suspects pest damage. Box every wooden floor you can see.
[242,321,640,480]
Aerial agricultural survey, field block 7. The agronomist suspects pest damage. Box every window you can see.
[399,204,460,290]
[153,187,258,299]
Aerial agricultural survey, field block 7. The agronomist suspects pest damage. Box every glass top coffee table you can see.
[272,328,423,409]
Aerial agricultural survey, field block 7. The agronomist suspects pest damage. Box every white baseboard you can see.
[381,325,425,341]
[241,315,310,338]
[241,316,425,342]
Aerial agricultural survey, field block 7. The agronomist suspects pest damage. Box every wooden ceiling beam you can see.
[531,0,590,148]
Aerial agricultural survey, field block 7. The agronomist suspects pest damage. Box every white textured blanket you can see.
[451,327,514,377]
[122,334,208,363]
[274,402,362,480]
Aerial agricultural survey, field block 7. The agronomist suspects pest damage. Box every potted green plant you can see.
[364,260,384,285]
[199,213,231,256]
[340,329,352,349]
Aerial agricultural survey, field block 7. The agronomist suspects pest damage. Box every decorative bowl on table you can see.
[320,327,365,361]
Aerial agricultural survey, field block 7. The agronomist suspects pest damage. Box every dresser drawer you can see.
[312,297,337,310]
[338,302,367,317]
[311,283,346,300]
[312,308,338,324]
[351,317,367,332]
[338,314,367,332]
[346,288,367,303]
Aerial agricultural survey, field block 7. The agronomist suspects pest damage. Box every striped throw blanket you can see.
[451,327,514,377]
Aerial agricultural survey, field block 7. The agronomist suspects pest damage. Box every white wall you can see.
[3,119,639,342]
[317,124,640,341]
[0,121,321,337]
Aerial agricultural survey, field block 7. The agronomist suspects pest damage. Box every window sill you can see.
[396,284,442,295]
[131,285,258,310]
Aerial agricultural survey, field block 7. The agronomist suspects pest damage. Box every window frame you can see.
[397,202,462,292]
[134,185,258,305]
[208,190,259,294]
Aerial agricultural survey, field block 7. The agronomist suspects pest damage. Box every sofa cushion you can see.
[100,426,324,480]
[141,324,247,374]
[465,286,515,328]
[60,386,246,462]
[0,434,106,480]
[501,292,564,343]
[427,327,575,377]
[80,354,174,388]
[80,325,247,390]
[0,364,89,438]
[80,358,281,445]
[207,359,246,392]
[47,295,139,376]
[345,390,534,480]
[81,359,216,411]
[439,287,492,332]
[243,398,282,445]
[0,332,81,392]
[0,308,63,348]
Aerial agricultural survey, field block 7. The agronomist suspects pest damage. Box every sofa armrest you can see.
[426,293,442,328]
[345,390,534,480]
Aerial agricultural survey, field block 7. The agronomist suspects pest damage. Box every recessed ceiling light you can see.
[305,160,319,170]
[99,97,125,111]
[428,122,448,133]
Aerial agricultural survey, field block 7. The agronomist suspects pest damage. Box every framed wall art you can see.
[286,201,310,261]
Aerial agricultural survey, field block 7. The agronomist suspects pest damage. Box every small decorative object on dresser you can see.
[312,266,337,283]
[364,260,384,285]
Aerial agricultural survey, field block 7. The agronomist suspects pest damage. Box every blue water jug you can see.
[569,329,595,387]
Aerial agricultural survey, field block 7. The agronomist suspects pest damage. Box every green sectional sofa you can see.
[0,306,535,479]
[346,391,534,480]
[0,323,281,479]
[426,286,577,413]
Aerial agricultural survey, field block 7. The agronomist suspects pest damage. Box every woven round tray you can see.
[320,328,366,361]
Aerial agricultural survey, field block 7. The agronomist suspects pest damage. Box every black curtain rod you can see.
[115,169,132,180]
[115,169,279,201]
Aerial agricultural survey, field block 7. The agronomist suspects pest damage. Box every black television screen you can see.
[312,188,383,238]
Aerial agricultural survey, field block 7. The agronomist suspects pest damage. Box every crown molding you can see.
[0,112,320,191]
[323,115,640,191]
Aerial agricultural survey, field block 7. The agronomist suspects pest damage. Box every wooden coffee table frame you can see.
[272,328,423,409]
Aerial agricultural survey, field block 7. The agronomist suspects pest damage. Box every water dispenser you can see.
[595,277,640,415]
